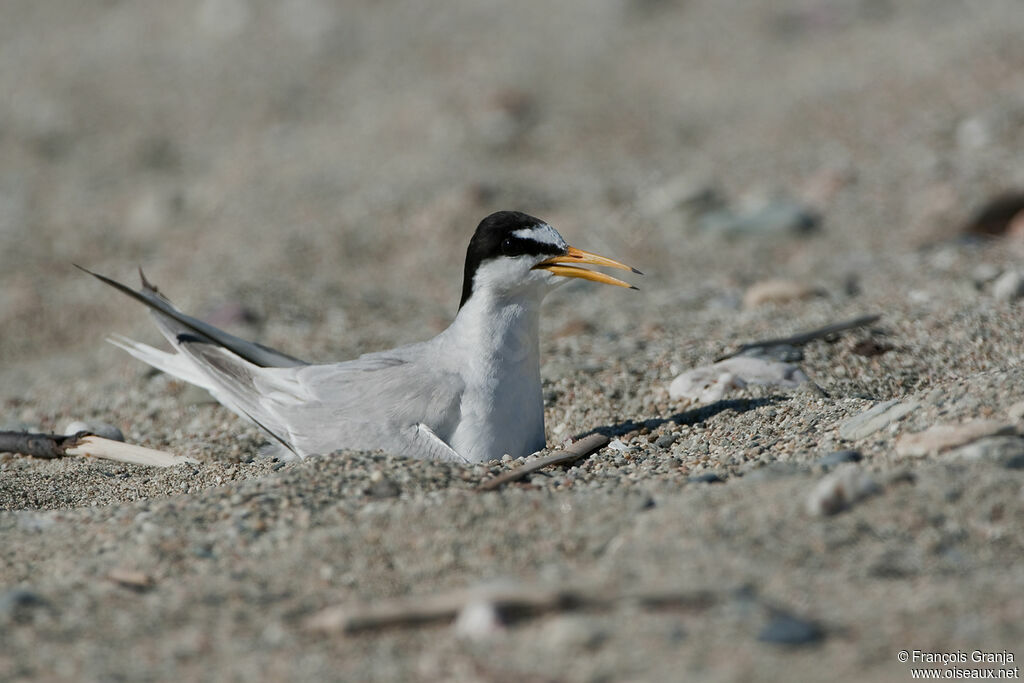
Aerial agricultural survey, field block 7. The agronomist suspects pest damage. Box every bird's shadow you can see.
[575,395,785,441]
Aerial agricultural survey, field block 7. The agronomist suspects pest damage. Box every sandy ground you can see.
[2,1,1024,681]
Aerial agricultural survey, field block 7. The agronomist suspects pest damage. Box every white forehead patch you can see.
[512,223,567,251]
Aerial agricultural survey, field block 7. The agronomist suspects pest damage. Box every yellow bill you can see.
[533,246,641,289]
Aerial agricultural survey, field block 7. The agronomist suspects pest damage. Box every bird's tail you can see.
[76,265,308,369]
[80,266,309,456]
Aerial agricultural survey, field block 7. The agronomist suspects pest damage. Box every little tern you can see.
[82,211,640,463]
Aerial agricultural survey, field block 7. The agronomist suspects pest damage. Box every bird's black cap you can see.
[459,211,566,308]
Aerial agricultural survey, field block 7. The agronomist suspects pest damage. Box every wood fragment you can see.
[0,431,81,459]
[0,431,194,467]
[67,435,195,467]
[715,314,881,362]
[304,581,715,635]
[475,433,610,492]
[107,568,155,591]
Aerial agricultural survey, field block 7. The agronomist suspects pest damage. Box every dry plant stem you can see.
[304,582,716,634]
[475,433,610,492]
[716,313,881,361]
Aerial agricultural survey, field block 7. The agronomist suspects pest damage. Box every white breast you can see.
[440,288,547,462]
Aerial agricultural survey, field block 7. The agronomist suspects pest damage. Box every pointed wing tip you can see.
[137,266,158,293]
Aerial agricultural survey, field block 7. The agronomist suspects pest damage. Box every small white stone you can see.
[62,421,124,442]
[806,464,879,516]
[63,421,90,436]
[453,600,504,641]
[895,420,1016,457]
[1008,401,1024,424]
[539,615,608,651]
[743,279,821,308]
[955,116,992,151]
[668,357,808,402]
[971,263,1002,285]
[839,399,919,441]
[992,270,1024,302]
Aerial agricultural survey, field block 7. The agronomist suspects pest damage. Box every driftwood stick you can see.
[475,433,610,492]
[0,431,83,459]
[304,582,715,634]
[715,313,881,362]
[67,435,196,467]
[0,431,194,467]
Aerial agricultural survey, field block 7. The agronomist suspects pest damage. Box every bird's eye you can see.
[501,237,518,256]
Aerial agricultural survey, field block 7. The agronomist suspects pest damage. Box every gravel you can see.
[3,1,1024,681]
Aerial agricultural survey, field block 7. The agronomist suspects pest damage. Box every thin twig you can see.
[475,433,610,492]
[0,431,194,467]
[715,314,881,362]
[304,581,716,634]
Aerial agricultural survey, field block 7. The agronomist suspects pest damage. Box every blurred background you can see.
[2,0,1023,396]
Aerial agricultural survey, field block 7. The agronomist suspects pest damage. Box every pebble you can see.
[368,475,401,499]
[689,472,725,484]
[653,434,677,449]
[992,270,1024,302]
[453,599,504,641]
[805,464,879,516]
[668,357,809,402]
[757,611,824,646]
[839,399,919,441]
[955,115,993,151]
[948,436,1024,466]
[816,450,862,469]
[0,589,49,625]
[971,263,1002,286]
[539,615,608,651]
[1003,453,1024,470]
[1008,401,1024,424]
[895,420,1016,457]
[107,568,155,591]
[743,279,822,308]
[63,421,125,442]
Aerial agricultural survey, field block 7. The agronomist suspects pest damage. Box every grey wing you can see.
[276,350,467,460]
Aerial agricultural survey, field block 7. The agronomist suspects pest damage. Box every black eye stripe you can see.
[501,236,560,258]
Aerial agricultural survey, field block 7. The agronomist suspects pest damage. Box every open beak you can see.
[533,246,642,289]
